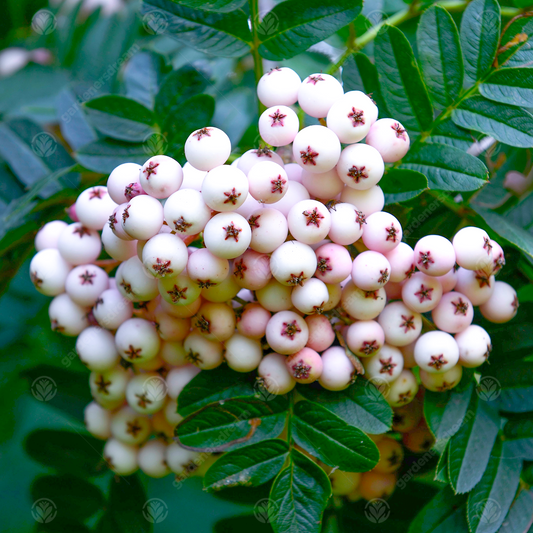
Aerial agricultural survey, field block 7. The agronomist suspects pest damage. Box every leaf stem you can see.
[249,0,265,116]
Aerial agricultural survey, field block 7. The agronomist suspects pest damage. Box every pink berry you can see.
[298,73,343,118]
[288,199,331,245]
[351,251,391,291]
[454,267,495,305]
[265,310,309,355]
[258,352,296,395]
[479,281,518,323]
[402,272,443,313]
[237,147,285,176]
[164,188,212,236]
[341,281,386,320]
[30,249,72,296]
[75,186,117,230]
[292,125,341,174]
[225,333,263,372]
[140,155,183,199]
[318,346,355,391]
[341,185,385,216]
[362,211,402,254]
[452,226,493,272]
[233,249,271,290]
[201,165,249,212]
[336,144,384,190]
[377,301,422,347]
[305,314,335,352]
[413,235,456,277]
[121,195,164,241]
[259,105,299,147]
[203,212,252,259]
[328,203,365,245]
[237,303,271,339]
[65,264,109,306]
[270,180,310,217]
[285,347,323,384]
[107,163,143,204]
[346,320,385,357]
[185,127,231,171]
[414,331,459,373]
[291,278,329,314]
[141,233,188,279]
[257,67,301,107]
[301,167,344,200]
[248,161,289,203]
[314,243,352,284]
[384,242,414,283]
[269,240,317,287]
[248,207,288,254]
[365,118,410,163]
[431,291,474,333]
[57,223,102,265]
[363,344,404,383]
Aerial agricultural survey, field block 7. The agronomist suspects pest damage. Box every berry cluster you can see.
[29,67,517,492]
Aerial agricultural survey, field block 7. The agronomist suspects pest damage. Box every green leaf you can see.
[408,486,468,533]
[258,0,362,61]
[374,25,433,134]
[400,143,488,191]
[76,138,148,173]
[177,365,256,417]
[480,68,533,107]
[382,168,428,204]
[176,396,288,452]
[489,362,533,413]
[459,0,500,87]
[123,51,167,109]
[108,474,151,533]
[435,443,450,484]
[424,384,473,441]
[292,401,379,472]
[341,53,390,116]
[497,16,533,69]
[296,380,393,434]
[169,0,247,12]
[155,65,210,120]
[474,207,533,260]
[467,440,522,533]
[84,95,155,142]
[498,489,533,533]
[31,475,104,521]
[269,449,331,533]
[427,119,474,151]
[452,96,533,148]
[141,0,252,57]
[448,388,500,494]
[417,6,463,109]
[504,418,533,440]
[204,439,289,491]
[24,430,105,477]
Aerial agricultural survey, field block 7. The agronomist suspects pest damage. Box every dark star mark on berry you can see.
[271,176,286,193]
[193,128,211,140]
[317,257,332,274]
[326,199,338,212]
[269,109,287,127]
[167,285,187,302]
[361,340,378,355]
[79,270,96,285]
[104,455,115,470]
[405,264,416,278]
[73,225,91,238]
[186,349,203,365]
[378,269,389,284]
[453,263,460,273]
[398,391,412,404]
[512,295,519,312]
[303,207,324,227]
[436,381,454,392]
[420,438,433,451]
[282,320,301,339]
[122,205,130,224]
[195,315,211,334]
[494,253,505,272]
[475,273,491,288]
[124,182,142,201]
[223,188,241,205]
[415,284,433,303]
[233,259,247,279]
[248,214,261,228]
[89,187,104,200]
[51,319,64,333]
[126,420,142,437]
[393,412,404,426]
[484,343,492,359]
[428,354,448,371]
[153,258,173,276]
[300,146,319,166]
[379,357,397,376]
[254,147,273,157]
[286,271,307,287]
[108,213,117,230]
[173,216,193,233]
[418,251,434,269]
[365,290,379,300]
[31,271,43,287]
[184,459,199,473]
[348,107,365,127]
[197,279,215,289]
[483,237,492,254]
[307,74,325,84]
[400,315,416,333]
[386,224,399,242]
[120,280,133,295]
[94,297,104,308]
[268,67,282,75]
[124,344,142,360]
[313,303,324,314]
[347,165,368,183]
[95,374,111,394]
[135,392,152,409]
[292,360,311,379]
[355,210,367,229]
[388,450,401,467]
[143,161,159,178]
[223,222,242,241]
[391,122,407,140]
[452,297,469,315]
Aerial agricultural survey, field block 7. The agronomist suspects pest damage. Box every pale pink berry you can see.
[286,347,323,384]
[101,224,137,261]
[164,188,212,236]
[314,243,352,284]
[237,147,284,175]
[109,204,134,241]
[103,439,138,476]
[479,281,518,323]
[292,126,341,174]
[363,344,404,383]
[30,249,72,296]
[257,67,301,107]
[256,279,293,312]
[482,240,505,277]
[237,303,271,339]
[233,249,271,290]
[301,168,344,200]
[201,165,249,212]
[437,268,458,293]
[76,326,119,372]
[57,223,102,265]
[107,162,143,204]
[140,155,183,199]
[126,373,166,414]
[269,240,317,287]
[319,346,355,391]
[166,365,201,400]
[365,118,410,163]
[75,186,117,230]
[455,325,492,368]
[115,317,160,363]
[247,161,289,203]
[419,365,463,393]
[328,203,365,245]
[351,251,391,291]
[35,220,68,251]
[184,331,224,370]
[155,309,190,342]
[142,233,188,279]
[341,281,386,320]
[402,272,443,313]
[386,369,419,408]
[115,256,159,302]
[248,207,288,254]
[399,340,417,369]
[432,291,474,333]
[265,310,309,355]
[159,271,202,307]
[346,320,385,357]
[413,235,456,277]
[186,248,230,288]
[224,333,263,372]
[93,288,133,330]
[259,105,299,147]
[285,163,303,183]
[84,402,112,440]
[362,211,402,254]
[341,185,385,216]
[193,301,235,342]
[384,280,404,300]
[454,267,495,305]
[203,212,252,259]
[377,301,422,347]
[185,127,231,171]
[291,278,329,314]
[258,352,296,395]
[305,314,335,352]
[384,242,414,283]
[121,195,164,241]
[298,73,343,118]
[322,282,342,311]
[181,162,206,191]
[336,144,384,190]
[287,199,332,245]
[414,331,459,373]
[271,180,310,217]
[452,226,493,272]
[65,264,108,307]
[49,293,89,336]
